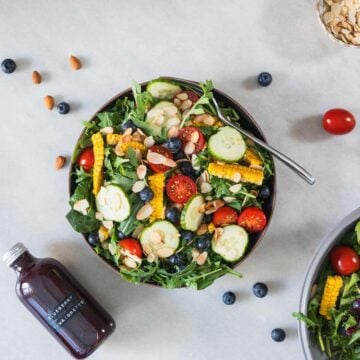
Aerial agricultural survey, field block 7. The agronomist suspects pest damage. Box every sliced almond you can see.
[184,141,195,154]
[180,99,193,112]
[192,249,200,262]
[115,142,125,156]
[233,173,242,183]
[205,199,225,214]
[144,136,155,148]
[100,126,114,135]
[147,151,167,164]
[214,227,224,241]
[131,132,144,142]
[176,92,189,101]
[200,182,212,194]
[157,247,174,258]
[229,183,242,193]
[198,203,206,213]
[136,203,153,220]
[123,128,133,137]
[223,196,236,203]
[196,251,208,266]
[122,134,132,143]
[190,131,199,143]
[196,224,208,235]
[167,125,179,138]
[132,180,146,193]
[102,220,113,230]
[73,199,89,215]
[123,257,137,269]
[147,253,157,263]
[163,158,177,167]
[136,164,147,179]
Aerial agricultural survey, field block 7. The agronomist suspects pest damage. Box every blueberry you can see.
[222,291,236,305]
[258,72,272,87]
[88,232,99,246]
[173,151,185,161]
[165,207,181,223]
[117,230,126,240]
[179,161,193,175]
[120,120,137,133]
[259,185,271,199]
[196,236,211,251]
[203,214,213,224]
[1,59,16,74]
[253,282,268,298]
[57,102,70,115]
[271,328,286,342]
[164,137,182,153]
[180,230,194,242]
[352,299,360,313]
[139,187,154,202]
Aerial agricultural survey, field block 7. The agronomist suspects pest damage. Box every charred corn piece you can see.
[106,133,123,145]
[91,132,105,195]
[207,222,216,234]
[319,275,343,320]
[208,162,264,185]
[148,173,165,222]
[244,148,263,167]
[121,141,146,154]
[98,225,109,242]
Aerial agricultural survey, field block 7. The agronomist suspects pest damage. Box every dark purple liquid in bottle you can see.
[4,243,115,359]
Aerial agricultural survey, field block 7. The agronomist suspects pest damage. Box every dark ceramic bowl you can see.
[69,77,277,285]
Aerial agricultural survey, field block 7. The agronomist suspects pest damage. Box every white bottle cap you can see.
[2,243,28,267]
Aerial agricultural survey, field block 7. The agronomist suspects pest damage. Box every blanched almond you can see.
[184,141,195,154]
[176,92,189,101]
[196,251,208,266]
[200,182,212,194]
[180,99,192,111]
[157,247,174,258]
[136,203,153,220]
[147,151,167,164]
[123,257,137,269]
[144,136,155,148]
[136,164,147,179]
[223,196,236,203]
[132,180,146,193]
[174,98,181,107]
[229,183,242,193]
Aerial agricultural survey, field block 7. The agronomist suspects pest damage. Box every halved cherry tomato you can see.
[237,207,267,233]
[147,145,173,173]
[330,245,360,275]
[118,238,143,258]
[213,207,238,227]
[184,90,200,104]
[178,126,205,153]
[166,175,197,204]
[322,109,356,135]
[77,147,95,172]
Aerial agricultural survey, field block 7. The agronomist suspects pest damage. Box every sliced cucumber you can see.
[147,80,182,100]
[140,220,180,258]
[208,126,247,162]
[180,194,205,232]
[95,185,130,222]
[211,225,249,262]
[145,101,181,136]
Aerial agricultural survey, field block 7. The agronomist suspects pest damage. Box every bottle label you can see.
[46,294,85,330]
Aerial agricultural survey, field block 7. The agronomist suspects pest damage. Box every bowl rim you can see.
[68,77,277,287]
[298,206,360,359]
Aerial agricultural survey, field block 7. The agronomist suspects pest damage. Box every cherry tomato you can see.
[178,126,205,153]
[213,207,238,227]
[118,238,143,258]
[322,109,356,135]
[77,147,95,172]
[166,175,197,204]
[237,207,267,233]
[147,145,173,173]
[184,90,200,104]
[330,245,360,275]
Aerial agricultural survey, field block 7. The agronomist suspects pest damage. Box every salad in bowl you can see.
[67,78,275,289]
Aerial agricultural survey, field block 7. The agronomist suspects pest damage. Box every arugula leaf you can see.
[97,111,122,129]
[356,221,360,244]
[127,147,139,167]
[66,209,101,233]
[292,312,318,328]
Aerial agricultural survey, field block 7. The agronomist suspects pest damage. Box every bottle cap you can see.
[2,243,28,267]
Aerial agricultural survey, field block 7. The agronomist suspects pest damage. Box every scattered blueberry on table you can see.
[271,328,286,342]
[57,102,70,115]
[258,72,272,87]
[1,58,17,74]
[139,186,154,202]
[222,291,236,305]
[87,232,99,246]
[165,207,181,223]
[253,282,268,298]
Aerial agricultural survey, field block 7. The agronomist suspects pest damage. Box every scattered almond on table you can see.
[69,55,82,70]
[32,70,41,84]
[44,95,55,110]
[55,155,66,169]
[321,0,360,45]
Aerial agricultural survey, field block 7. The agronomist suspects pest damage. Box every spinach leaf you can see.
[97,111,122,128]
[66,209,101,233]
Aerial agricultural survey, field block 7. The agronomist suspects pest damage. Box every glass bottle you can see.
[3,243,116,359]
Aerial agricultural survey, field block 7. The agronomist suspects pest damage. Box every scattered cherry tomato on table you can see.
[213,207,238,227]
[330,245,360,275]
[118,238,143,258]
[77,147,95,172]
[147,145,174,173]
[237,207,267,233]
[178,126,205,153]
[322,109,356,135]
[166,175,197,204]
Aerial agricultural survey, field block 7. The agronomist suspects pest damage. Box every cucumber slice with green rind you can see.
[95,184,131,222]
[211,225,249,262]
[145,101,181,136]
[140,220,180,258]
[208,126,247,162]
[147,80,182,100]
[180,194,205,231]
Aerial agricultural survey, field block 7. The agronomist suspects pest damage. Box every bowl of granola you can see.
[317,0,360,47]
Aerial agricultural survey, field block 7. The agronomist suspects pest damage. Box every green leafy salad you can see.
[66,78,274,289]
[294,222,360,359]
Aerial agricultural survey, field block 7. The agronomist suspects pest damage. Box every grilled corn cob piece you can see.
[319,275,343,320]
[208,162,264,185]
[148,173,165,222]
[91,132,105,195]
[106,133,123,145]
[121,141,146,155]
[244,148,263,167]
